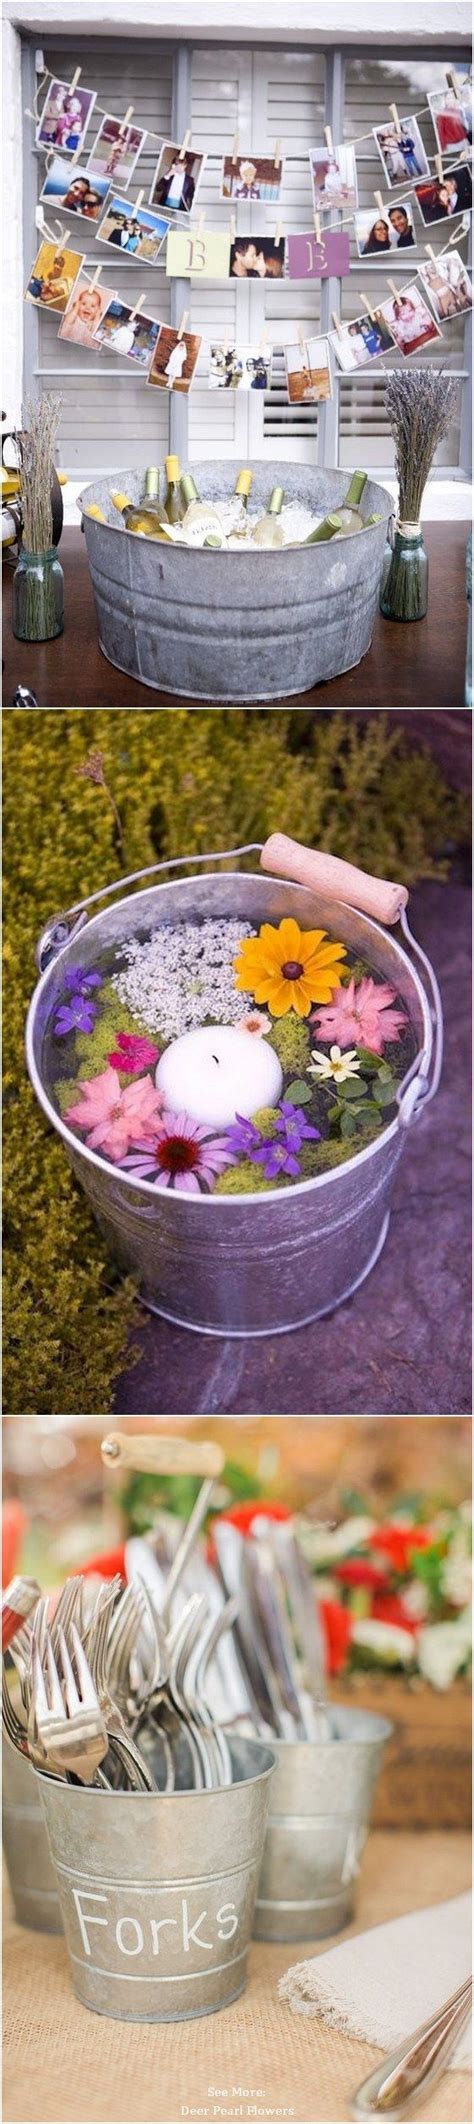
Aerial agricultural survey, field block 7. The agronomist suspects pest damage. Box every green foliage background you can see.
[3,709,468,1416]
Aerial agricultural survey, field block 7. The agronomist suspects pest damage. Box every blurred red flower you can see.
[371,1525,433,1573]
[320,1598,353,1676]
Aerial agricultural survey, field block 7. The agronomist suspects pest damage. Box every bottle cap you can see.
[181,473,198,505]
[110,492,132,512]
[145,466,160,497]
[268,486,284,514]
[165,455,180,481]
[235,468,253,496]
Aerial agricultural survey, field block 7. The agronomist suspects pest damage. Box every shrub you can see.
[3,710,468,1413]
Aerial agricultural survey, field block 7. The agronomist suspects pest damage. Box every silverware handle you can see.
[161,1480,216,1625]
[350,1975,472,2120]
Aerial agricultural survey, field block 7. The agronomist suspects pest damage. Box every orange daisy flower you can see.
[234,917,347,1019]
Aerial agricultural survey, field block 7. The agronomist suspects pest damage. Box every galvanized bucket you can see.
[2,1737,62,1933]
[78,461,392,702]
[36,1736,274,2022]
[26,846,442,1338]
[253,1707,392,1943]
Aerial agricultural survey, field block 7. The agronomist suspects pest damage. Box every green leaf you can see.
[355,1047,380,1072]
[337,1077,367,1100]
[373,1078,396,1106]
[285,1079,312,1105]
[340,1109,357,1138]
[378,1061,393,1082]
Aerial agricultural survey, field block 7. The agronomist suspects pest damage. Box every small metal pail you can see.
[36,1736,274,2022]
[2,1737,62,1933]
[78,462,392,703]
[26,845,442,1337]
[253,1707,392,1943]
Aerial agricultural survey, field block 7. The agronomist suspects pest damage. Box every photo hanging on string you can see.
[92,298,162,369]
[86,113,148,188]
[373,115,430,188]
[229,236,285,280]
[40,156,110,225]
[149,143,206,217]
[329,306,396,373]
[97,194,169,261]
[354,200,416,258]
[413,158,472,225]
[146,324,202,392]
[220,154,284,202]
[418,248,473,323]
[208,343,273,391]
[58,273,115,348]
[36,77,97,156]
[380,282,443,355]
[25,238,85,313]
[428,81,472,157]
[284,335,332,404]
[309,142,358,213]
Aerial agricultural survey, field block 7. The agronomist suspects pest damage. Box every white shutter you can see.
[36,35,173,474]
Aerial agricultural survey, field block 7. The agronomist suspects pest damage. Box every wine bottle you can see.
[336,470,368,532]
[305,512,343,544]
[163,455,185,524]
[180,473,225,547]
[251,486,285,549]
[110,467,169,539]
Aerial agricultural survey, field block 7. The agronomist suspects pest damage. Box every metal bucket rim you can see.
[267,1712,394,1752]
[26,869,432,1206]
[33,1740,276,1801]
[79,466,392,555]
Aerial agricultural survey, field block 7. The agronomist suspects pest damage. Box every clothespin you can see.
[298,325,307,358]
[177,309,189,339]
[129,293,146,323]
[435,154,444,183]
[387,278,399,300]
[389,103,402,138]
[135,189,145,212]
[70,139,84,166]
[90,262,103,287]
[70,67,82,93]
[446,69,460,98]
[331,309,343,338]
[425,244,437,264]
[324,125,334,157]
[374,190,385,213]
[274,217,283,246]
[274,138,282,169]
[178,129,191,162]
[314,210,322,243]
[359,289,376,322]
[231,134,240,167]
[124,105,134,127]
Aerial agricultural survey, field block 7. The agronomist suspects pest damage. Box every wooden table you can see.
[3,1835,471,2124]
[2,522,469,709]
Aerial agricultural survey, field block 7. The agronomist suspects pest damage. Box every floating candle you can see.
[155,1024,283,1128]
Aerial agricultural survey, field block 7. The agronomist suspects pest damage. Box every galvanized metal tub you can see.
[26,850,442,1338]
[253,1707,392,1943]
[36,1736,274,2022]
[2,1737,62,1933]
[78,461,392,703]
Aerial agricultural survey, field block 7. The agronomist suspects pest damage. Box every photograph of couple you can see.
[415,160,473,224]
[229,238,285,279]
[374,116,429,186]
[97,196,169,262]
[209,344,272,391]
[330,305,395,372]
[40,156,109,225]
[355,202,415,256]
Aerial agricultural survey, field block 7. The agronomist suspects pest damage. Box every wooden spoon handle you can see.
[261,834,408,927]
[101,1433,225,1478]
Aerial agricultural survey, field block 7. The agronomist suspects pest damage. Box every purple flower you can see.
[225,1114,263,1159]
[54,994,99,1037]
[254,1139,302,1180]
[63,965,103,997]
[274,1102,320,1148]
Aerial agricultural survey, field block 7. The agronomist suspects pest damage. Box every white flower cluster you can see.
[112,918,256,1039]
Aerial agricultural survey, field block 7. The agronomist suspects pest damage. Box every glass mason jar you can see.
[12,546,64,642]
[379,523,428,623]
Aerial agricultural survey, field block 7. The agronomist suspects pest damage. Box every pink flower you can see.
[237,1011,272,1037]
[107,1031,160,1073]
[64,1067,166,1163]
[122,1109,234,1193]
[311,976,408,1057]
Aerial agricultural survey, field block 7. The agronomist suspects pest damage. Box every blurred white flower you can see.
[298,1515,374,1566]
[352,1618,416,1667]
[417,1613,472,1691]
[440,1529,473,1609]
[403,1578,430,1621]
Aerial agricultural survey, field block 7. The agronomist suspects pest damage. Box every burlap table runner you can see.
[3,1834,471,2124]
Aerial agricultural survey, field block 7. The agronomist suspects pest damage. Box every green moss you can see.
[308,1129,378,1174]
[73,980,153,1080]
[251,1105,280,1137]
[214,1160,275,1195]
[55,1077,80,1117]
[268,1014,312,1073]
[3,708,467,1413]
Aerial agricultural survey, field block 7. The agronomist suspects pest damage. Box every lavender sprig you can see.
[384,369,457,526]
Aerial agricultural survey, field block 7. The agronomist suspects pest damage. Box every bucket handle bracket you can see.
[395,906,443,1130]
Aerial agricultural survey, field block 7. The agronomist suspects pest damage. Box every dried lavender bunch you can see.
[18,392,62,553]
[384,369,456,527]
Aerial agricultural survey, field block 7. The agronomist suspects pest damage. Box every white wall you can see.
[2,0,472,46]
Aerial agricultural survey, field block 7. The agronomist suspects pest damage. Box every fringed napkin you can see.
[278,1894,472,2069]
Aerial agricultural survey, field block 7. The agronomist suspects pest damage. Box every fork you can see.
[32,1626,109,1784]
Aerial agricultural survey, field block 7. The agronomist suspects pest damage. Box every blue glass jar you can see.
[380,523,428,623]
[12,545,64,642]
